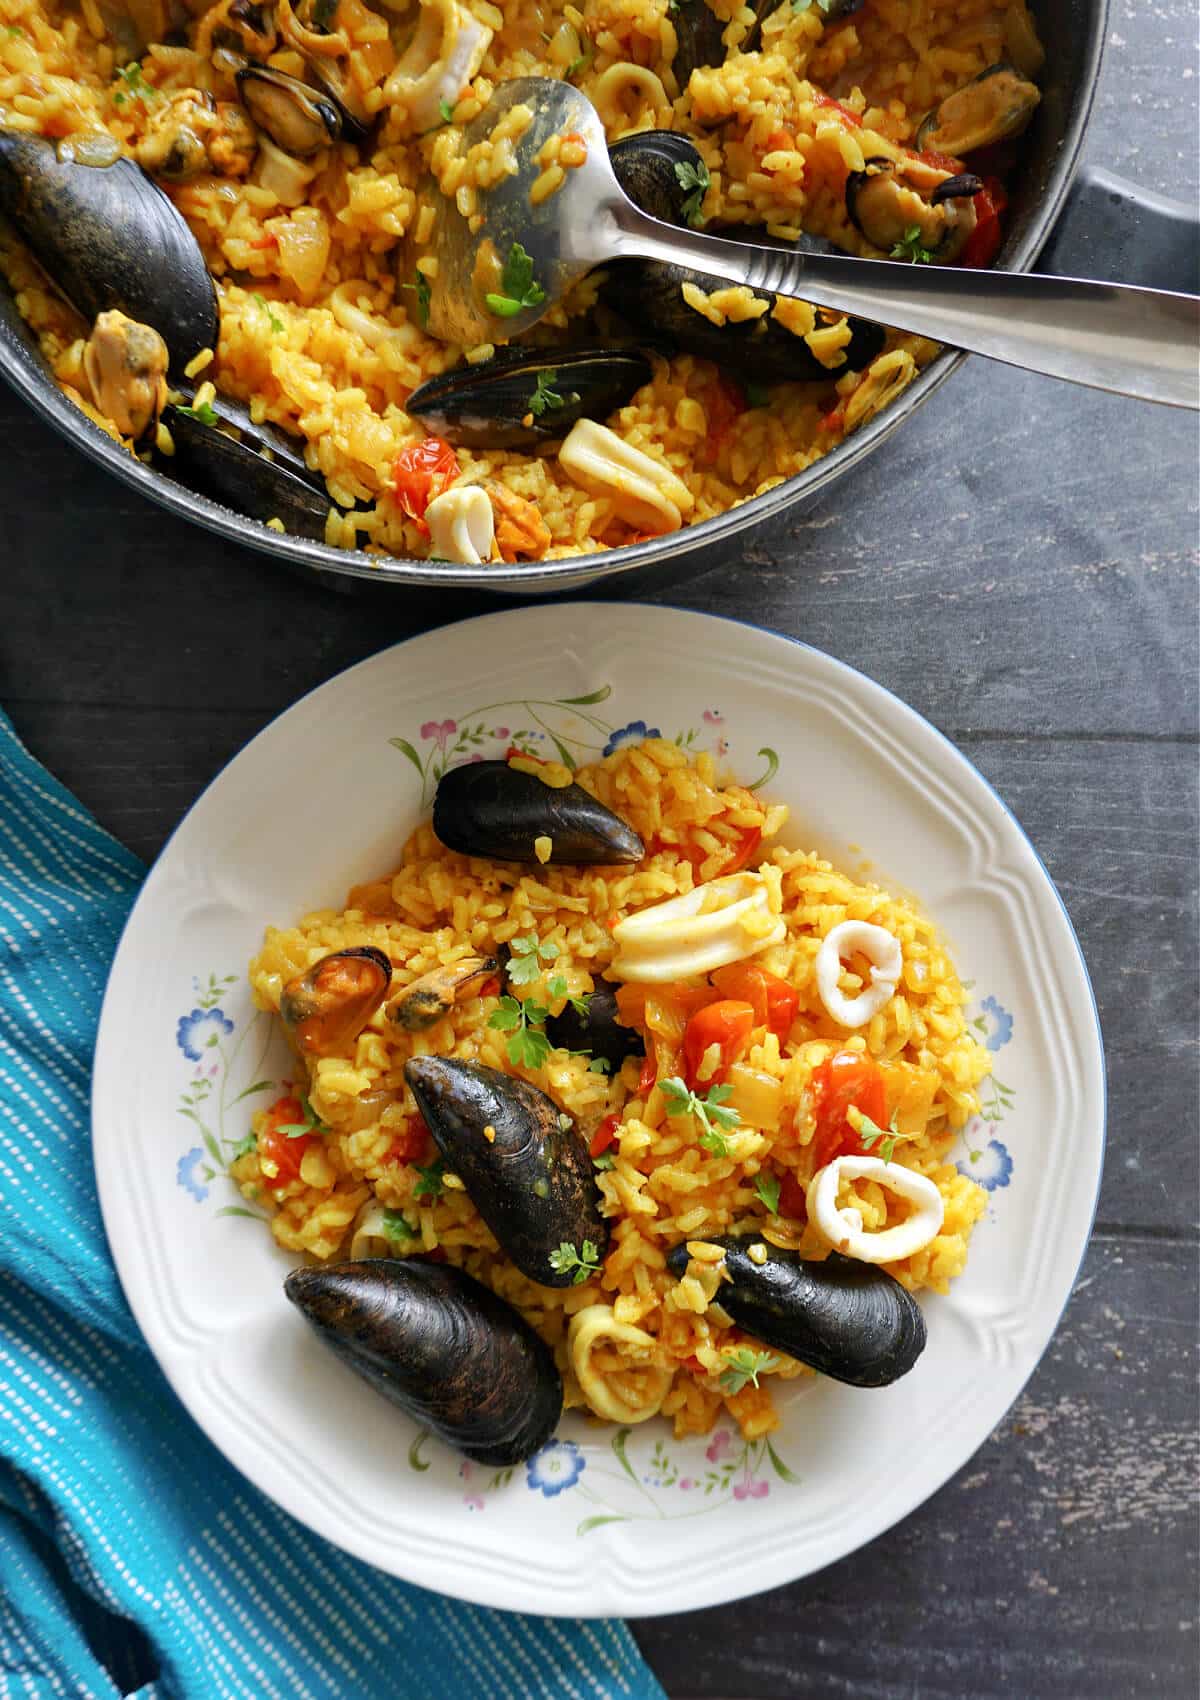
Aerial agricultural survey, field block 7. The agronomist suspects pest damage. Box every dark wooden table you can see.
[3,6,1197,1694]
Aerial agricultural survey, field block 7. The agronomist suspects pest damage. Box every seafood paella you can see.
[0,0,1043,563]
[244,739,994,1463]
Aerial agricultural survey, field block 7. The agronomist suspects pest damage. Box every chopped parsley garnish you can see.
[381,1207,419,1245]
[507,931,559,986]
[849,1105,904,1165]
[754,1172,781,1214]
[174,400,218,427]
[254,292,283,334]
[420,96,457,135]
[413,1158,446,1200]
[548,1238,602,1284]
[231,1132,259,1162]
[890,224,935,265]
[277,1094,328,1139]
[545,973,591,1020]
[488,994,552,1070]
[112,61,157,108]
[719,1346,781,1395]
[485,242,546,319]
[673,159,710,228]
[593,1152,616,1171]
[792,0,837,13]
[527,368,576,418]
[402,272,431,328]
[660,1076,740,1156]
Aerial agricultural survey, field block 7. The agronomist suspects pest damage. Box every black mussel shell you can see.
[170,383,318,484]
[666,1236,927,1387]
[545,976,644,1072]
[236,63,342,157]
[162,401,337,540]
[279,946,392,1055]
[405,345,654,450]
[915,62,1040,156]
[607,133,885,384]
[0,132,218,373]
[405,1057,610,1288]
[285,1258,562,1465]
[433,761,644,865]
[673,0,728,84]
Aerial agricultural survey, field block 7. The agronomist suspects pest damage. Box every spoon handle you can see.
[614,206,1200,409]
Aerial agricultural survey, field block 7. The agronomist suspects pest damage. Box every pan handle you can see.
[1036,162,1200,295]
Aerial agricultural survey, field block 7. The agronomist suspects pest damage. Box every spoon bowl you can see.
[414,77,1198,407]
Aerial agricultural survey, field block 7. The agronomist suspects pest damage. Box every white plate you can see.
[93,605,1105,1617]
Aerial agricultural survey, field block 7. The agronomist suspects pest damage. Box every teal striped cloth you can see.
[0,708,665,1700]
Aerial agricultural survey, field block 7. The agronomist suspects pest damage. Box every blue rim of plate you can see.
[92,601,1107,1604]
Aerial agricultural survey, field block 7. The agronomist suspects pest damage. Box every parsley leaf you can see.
[231,1132,258,1162]
[402,272,431,328]
[439,96,455,123]
[381,1207,419,1245]
[718,1345,781,1395]
[413,1158,446,1199]
[175,401,218,427]
[792,0,836,13]
[485,242,546,319]
[113,61,157,107]
[254,292,283,334]
[890,224,935,265]
[527,368,573,417]
[849,1105,904,1165]
[593,1152,616,1171]
[507,932,559,986]
[587,1056,611,1075]
[755,1172,782,1214]
[673,159,710,228]
[548,1238,602,1284]
[488,994,552,1070]
[277,1094,329,1139]
[659,1077,740,1156]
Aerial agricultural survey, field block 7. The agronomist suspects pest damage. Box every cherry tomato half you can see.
[960,177,1008,270]
[636,1043,658,1097]
[257,1093,312,1186]
[591,1112,622,1158]
[811,1050,887,1171]
[392,436,460,528]
[777,1170,809,1220]
[384,1113,432,1166]
[683,999,756,1087]
[711,963,799,1041]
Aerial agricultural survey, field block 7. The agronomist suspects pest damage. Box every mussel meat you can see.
[433,760,644,865]
[277,0,373,143]
[605,133,886,384]
[405,345,655,451]
[83,309,168,441]
[386,953,500,1031]
[545,976,645,1072]
[236,62,342,156]
[845,156,983,261]
[405,1056,610,1288]
[279,946,392,1055]
[915,63,1041,157]
[0,131,218,372]
[285,1258,562,1464]
[665,1236,927,1387]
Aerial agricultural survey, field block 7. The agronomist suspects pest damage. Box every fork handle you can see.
[613,202,1200,410]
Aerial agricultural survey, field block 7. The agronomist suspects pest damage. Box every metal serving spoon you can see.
[414,78,1199,410]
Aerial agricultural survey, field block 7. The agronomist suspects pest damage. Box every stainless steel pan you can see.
[0,0,1195,596]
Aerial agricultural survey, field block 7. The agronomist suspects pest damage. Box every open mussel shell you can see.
[915,62,1041,156]
[666,1236,927,1387]
[285,1258,562,1465]
[433,760,644,865]
[163,399,336,541]
[236,63,342,156]
[279,946,392,1055]
[405,1057,610,1288]
[545,976,644,1072]
[405,345,655,451]
[0,132,218,373]
[606,133,885,385]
